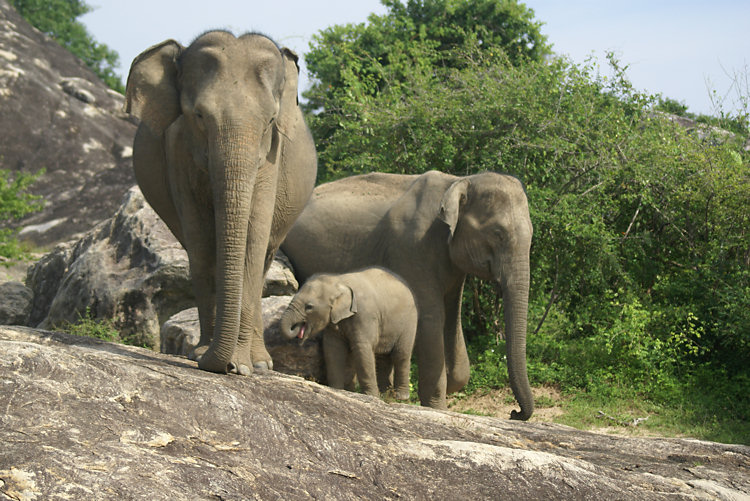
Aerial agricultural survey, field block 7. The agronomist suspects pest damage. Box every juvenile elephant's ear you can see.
[124,40,183,133]
[331,283,357,324]
[438,178,471,240]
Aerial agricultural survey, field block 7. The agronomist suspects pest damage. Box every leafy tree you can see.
[312,26,750,430]
[304,0,550,168]
[9,0,123,92]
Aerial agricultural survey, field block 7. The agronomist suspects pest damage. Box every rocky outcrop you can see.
[0,281,31,325]
[1,326,748,500]
[25,186,193,349]
[24,185,323,374]
[0,0,137,247]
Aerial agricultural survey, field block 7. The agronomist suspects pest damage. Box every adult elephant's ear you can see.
[281,48,300,103]
[438,178,470,240]
[124,40,183,134]
[276,47,301,137]
[331,283,357,324]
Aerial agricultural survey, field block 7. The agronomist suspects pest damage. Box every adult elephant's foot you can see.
[232,338,270,373]
[393,389,411,401]
[249,332,273,371]
[188,344,210,362]
[197,347,234,374]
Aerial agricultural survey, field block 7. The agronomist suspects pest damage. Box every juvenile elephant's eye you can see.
[305,303,314,312]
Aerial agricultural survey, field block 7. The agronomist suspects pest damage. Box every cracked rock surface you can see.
[1,326,748,500]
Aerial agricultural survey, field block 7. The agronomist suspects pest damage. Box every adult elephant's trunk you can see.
[501,258,534,421]
[198,125,258,373]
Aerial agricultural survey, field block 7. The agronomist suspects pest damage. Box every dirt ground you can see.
[447,386,673,439]
[447,386,565,422]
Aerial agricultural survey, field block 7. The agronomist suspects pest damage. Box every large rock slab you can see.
[1,326,748,500]
[0,1,138,247]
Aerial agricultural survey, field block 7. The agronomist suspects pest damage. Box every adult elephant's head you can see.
[279,274,357,343]
[124,31,300,373]
[439,172,534,420]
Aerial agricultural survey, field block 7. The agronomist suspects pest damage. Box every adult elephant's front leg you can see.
[234,163,278,373]
[166,140,216,361]
[444,282,470,393]
[415,310,448,409]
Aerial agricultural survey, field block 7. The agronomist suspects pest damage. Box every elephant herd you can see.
[125,31,534,420]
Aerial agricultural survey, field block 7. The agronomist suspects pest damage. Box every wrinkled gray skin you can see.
[125,31,317,375]
[282,171,533,419]
[280,267,417,400]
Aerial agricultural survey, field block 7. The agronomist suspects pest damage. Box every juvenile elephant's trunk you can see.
[198,125,258,373]
[280,300,306,340]
[500,258,534,421]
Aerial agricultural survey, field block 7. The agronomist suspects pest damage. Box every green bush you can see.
[60,307,122,343]
[308,11,750,440]
[0,169,43,259]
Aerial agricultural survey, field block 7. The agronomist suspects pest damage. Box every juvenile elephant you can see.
[281,170,533,419]
[279,267,417,400]
[125,31,317,374]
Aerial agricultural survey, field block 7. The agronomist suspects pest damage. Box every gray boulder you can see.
[26,186,193,349]
[1,325,748,500]
[0,281,32,325]
[0,0,137,247]
[263,252,298,296]
[159,307,199,356]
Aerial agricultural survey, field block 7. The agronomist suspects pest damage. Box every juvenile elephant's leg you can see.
[323,332,351,390]
[235,164,277,372]
[391,350,412,401]
[376,354,393,393]
[415,312,448,409]
[351,340,379,397]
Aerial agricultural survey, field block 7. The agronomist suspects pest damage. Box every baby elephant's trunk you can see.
[280,300,306,340]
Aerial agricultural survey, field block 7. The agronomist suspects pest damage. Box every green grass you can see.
[461,325,750,445]
[60,308,122,343]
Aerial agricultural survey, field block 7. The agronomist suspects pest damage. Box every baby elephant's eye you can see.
[305,303,314,312]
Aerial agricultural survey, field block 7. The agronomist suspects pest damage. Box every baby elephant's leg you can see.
[350,341,379,397]
[391,349,412,401]
[376,354,393,393]
[323,333,351,390]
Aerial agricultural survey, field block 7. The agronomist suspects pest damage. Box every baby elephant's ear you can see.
[331,283,357,324]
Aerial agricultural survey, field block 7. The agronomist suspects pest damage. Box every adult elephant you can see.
[281,171,533,419]
[125,31,317,375]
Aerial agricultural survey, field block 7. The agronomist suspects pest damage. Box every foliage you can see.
[9,0,123,92]
[60,307,122,343]
[309,10,750,441]
[0,169,44,259]
[304,0,550,175]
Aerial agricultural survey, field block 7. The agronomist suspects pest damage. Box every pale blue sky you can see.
[81,1,749,116]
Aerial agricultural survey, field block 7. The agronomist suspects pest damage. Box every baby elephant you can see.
[280,267,417,400]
